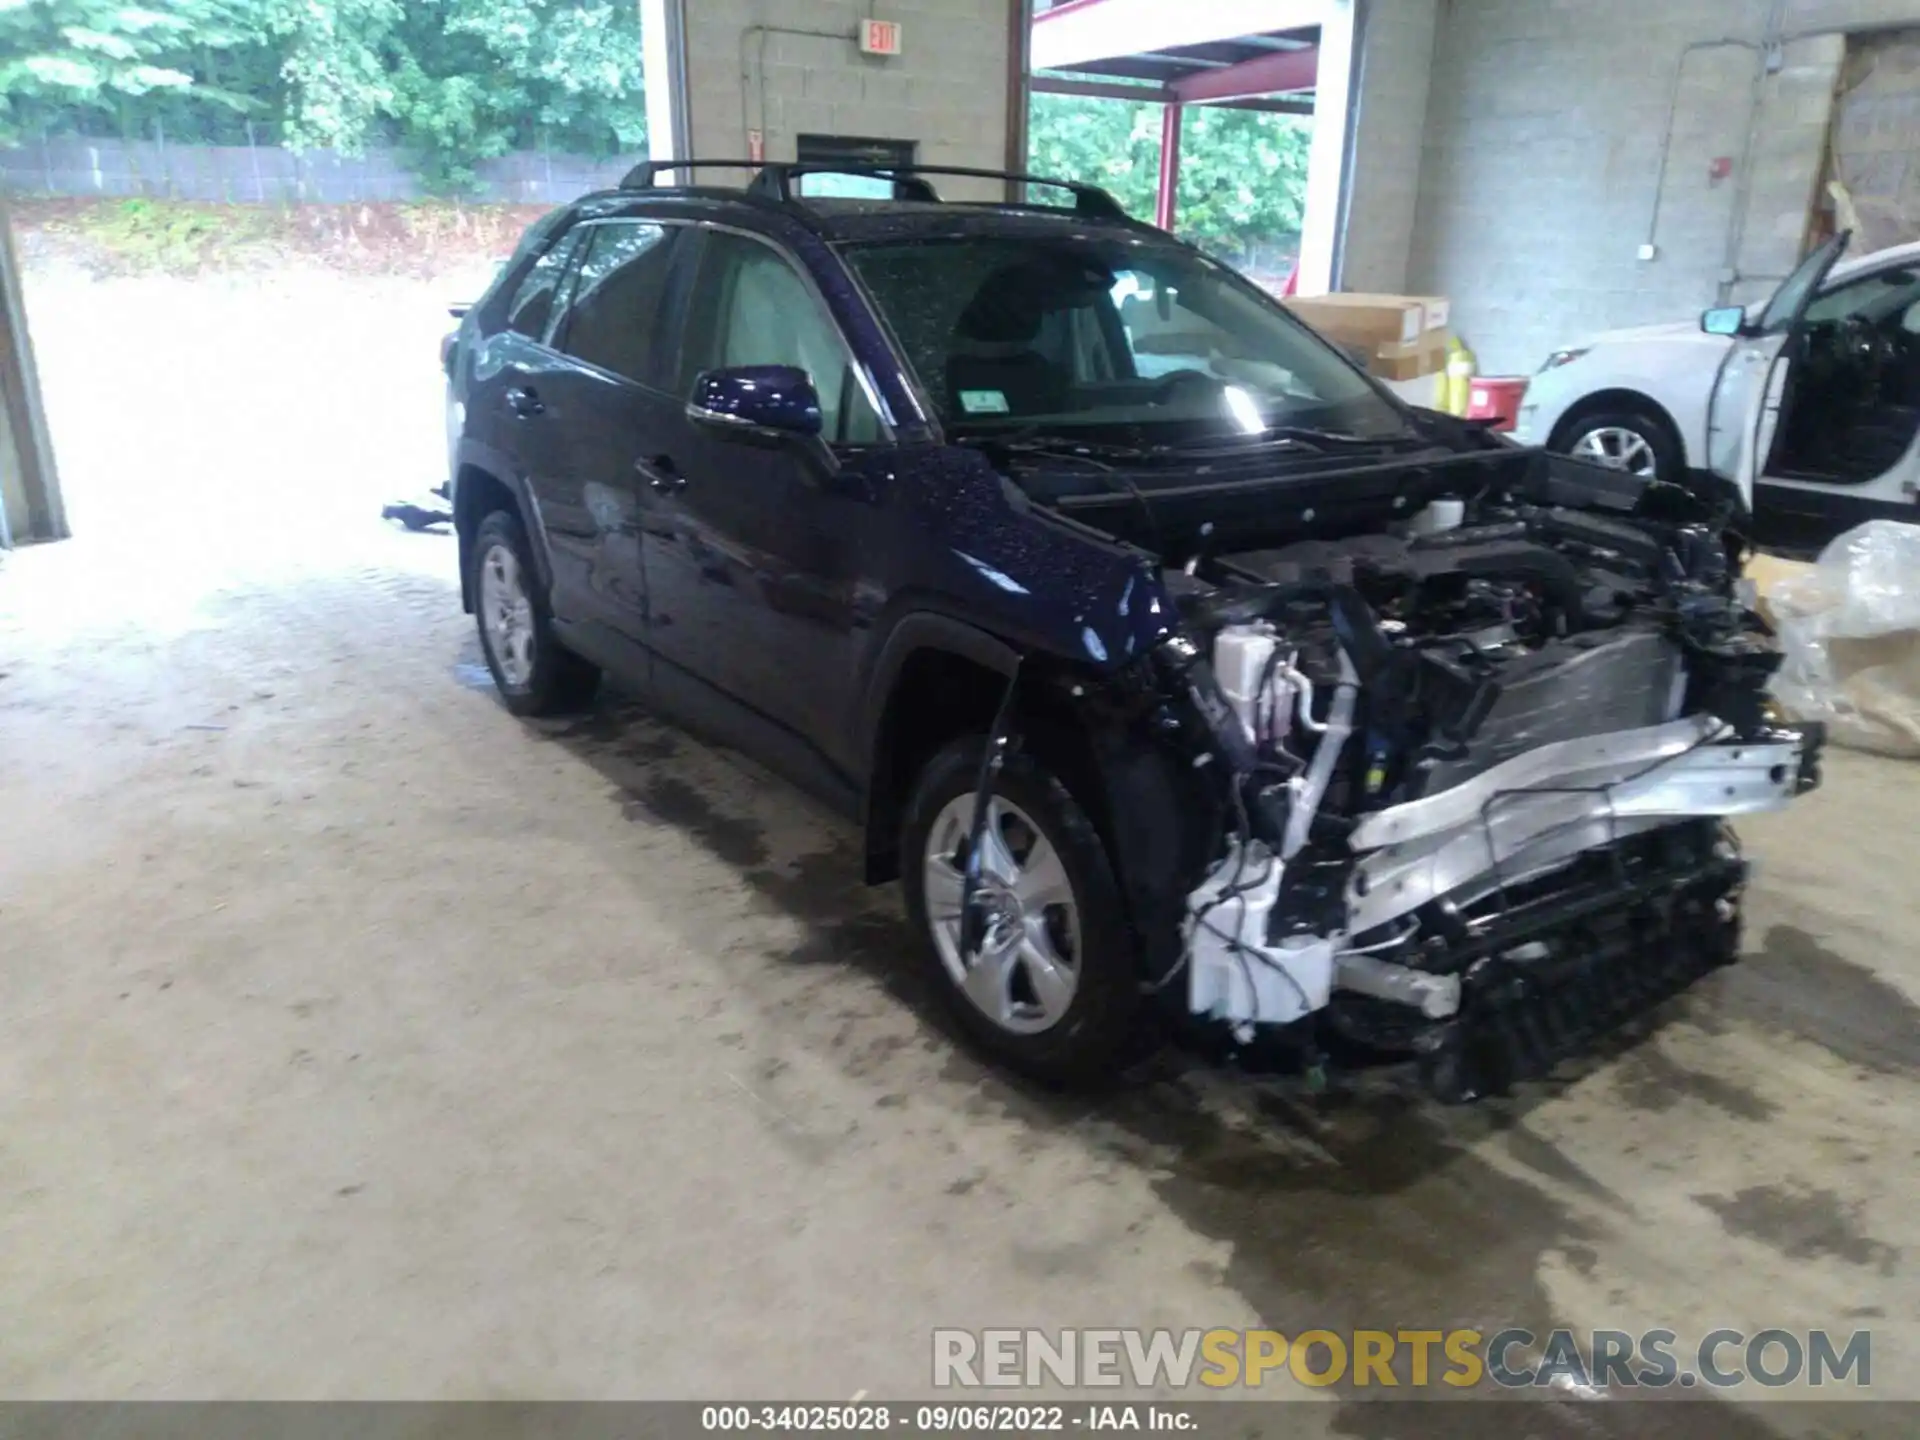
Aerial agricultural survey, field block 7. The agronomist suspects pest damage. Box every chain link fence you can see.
[0,133,639,205]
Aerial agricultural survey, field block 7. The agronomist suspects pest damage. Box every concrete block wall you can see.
[1338,0,1440,294]
[680,0,1013,200]
[1395,0,1873,376]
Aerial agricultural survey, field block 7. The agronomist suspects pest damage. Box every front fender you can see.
[882,446,1180,668]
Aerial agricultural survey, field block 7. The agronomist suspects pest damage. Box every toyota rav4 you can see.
[444,161,1823,1101]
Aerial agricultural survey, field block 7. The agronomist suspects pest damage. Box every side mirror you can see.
[1701,306,1747,338]
[687,365,823,440]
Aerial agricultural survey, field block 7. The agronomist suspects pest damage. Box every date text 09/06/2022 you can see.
[701,1404,1193,1432]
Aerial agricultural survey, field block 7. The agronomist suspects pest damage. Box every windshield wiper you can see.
[955,429,1171,467]
[1158,425,1410,457]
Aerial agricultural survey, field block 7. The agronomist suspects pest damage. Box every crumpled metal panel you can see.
[1346,722,1807,937]
[1351,715,1720,850]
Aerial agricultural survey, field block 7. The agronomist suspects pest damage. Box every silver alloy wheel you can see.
[479,541,536,688]
[1570,425,1658,476]
[922,792,1082,1036]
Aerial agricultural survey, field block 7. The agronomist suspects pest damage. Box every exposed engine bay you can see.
[1074,456,1828,1101]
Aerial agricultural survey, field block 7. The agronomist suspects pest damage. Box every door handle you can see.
[638,455,686,493]
[504,385,545,417]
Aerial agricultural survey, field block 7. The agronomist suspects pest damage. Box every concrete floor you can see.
[0,272,1915,1433]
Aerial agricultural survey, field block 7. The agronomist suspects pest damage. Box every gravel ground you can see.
[0,268,1915,1433]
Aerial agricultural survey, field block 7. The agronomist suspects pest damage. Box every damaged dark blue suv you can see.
[445,161,1821,1100]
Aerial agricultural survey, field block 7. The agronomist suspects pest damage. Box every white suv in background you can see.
[1514,318,1733,481]
[1516,236,1920,539]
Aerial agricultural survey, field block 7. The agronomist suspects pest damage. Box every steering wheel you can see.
[1838,313,1894,370]
[1147,368,1220,404]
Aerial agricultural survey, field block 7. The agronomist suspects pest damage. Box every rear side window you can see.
[505,227,583,341]
[555,221,679,385]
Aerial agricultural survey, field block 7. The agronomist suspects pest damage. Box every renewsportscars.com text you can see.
[932,1327,1872,1392]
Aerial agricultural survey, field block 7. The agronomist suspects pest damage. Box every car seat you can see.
[946,265,1070,418]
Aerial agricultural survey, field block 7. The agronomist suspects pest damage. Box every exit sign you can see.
[860,18,902,55]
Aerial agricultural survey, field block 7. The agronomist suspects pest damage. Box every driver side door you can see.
[640,228,886,776]
[1748,257,1920,529]
[1706,232,1849,509]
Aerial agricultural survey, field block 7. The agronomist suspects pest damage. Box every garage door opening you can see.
[0,1,656,562]
[1025,0,1324,294]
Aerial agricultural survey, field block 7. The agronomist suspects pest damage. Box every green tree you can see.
[0,0,262,141]
[264,0,397,153]
[1028,89,1310,268]
[0,0,648,186]
[265,0,645,188]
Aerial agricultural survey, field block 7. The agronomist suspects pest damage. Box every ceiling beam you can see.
[1168,45,1318,102]
[1029,74,1312,115]
[1032,0,1328,72]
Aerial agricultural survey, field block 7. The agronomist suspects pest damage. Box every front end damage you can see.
[1052,453,1824,1100]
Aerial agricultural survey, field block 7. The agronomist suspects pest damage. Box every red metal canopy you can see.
[1029,0,1321,231]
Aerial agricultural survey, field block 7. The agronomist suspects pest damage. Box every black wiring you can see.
[1467,722,1726,920]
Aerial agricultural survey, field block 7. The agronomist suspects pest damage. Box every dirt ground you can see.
[0,256,1916,1433]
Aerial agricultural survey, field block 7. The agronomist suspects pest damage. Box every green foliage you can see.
[0,0,648,190]
[0,0,265,141]
[1028,90,1311,268]
[53,193,275,268]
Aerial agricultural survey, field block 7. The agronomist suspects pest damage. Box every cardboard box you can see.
[1284,294,1425,348]
[1372,331,1449,382]
[1282,292,1452,382]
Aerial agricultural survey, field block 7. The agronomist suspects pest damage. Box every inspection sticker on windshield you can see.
[959,389,1010,415]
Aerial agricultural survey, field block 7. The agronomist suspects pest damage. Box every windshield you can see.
[840,234,1411,446]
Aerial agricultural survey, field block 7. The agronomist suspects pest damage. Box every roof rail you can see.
[617,159,764,190]
[747,163,1130,221]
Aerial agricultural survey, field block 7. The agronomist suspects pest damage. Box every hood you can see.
[1580,317,1733,348]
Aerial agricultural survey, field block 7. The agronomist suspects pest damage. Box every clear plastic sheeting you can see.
[1769,520,1920,758]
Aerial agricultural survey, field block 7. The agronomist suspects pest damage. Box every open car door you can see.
[1705,232,1850,509]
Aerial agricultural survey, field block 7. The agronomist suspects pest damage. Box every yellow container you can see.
[1445,339,1477,416]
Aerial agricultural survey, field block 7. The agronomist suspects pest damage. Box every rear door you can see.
[469,224,594,616]
[541,218,693,662]
[1707,233,1849,507]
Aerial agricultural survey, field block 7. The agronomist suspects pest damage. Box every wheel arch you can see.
[1548,388,1688,467]
[453,455,550,613]
[859,615,1211,990]
[859,616,1021,886]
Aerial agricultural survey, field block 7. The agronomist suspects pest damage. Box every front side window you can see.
[840,235,1408,444]
[681,232,883,443]
[555,221,679,385]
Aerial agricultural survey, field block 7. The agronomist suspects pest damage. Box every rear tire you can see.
[901,737,1147,1086]
[470,509,599,717]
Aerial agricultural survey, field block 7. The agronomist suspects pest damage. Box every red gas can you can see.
[1466,376,1528,432]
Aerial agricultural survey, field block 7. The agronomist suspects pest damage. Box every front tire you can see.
[470,509,599,716]
[1559,406,1683,481]
[901,738,1146,1086]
